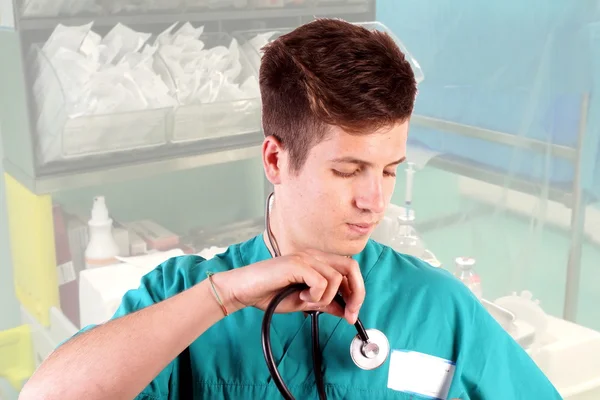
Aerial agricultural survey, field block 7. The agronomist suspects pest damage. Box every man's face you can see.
[276,122,409,256]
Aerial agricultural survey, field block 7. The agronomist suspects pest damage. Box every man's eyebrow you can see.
[330,156,406,167]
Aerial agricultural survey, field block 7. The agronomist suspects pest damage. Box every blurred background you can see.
[0,0,599,398]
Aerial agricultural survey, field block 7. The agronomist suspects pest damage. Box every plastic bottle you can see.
[388,210,426,258]
[85,196,120,269]
[388,162,427,258]
[454,256,483,300]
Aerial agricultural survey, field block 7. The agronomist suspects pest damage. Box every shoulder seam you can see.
[235,241,246,266]
[363,241,387,281]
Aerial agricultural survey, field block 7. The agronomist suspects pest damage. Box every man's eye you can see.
[384,170,397,177]
[333,170,358,178]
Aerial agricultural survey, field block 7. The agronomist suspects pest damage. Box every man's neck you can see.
[263,195,355,258]
[264,196,297,257]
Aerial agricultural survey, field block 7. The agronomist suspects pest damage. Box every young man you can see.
[20,19,561,400]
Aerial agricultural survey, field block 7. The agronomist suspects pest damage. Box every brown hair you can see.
[259,18,418,172]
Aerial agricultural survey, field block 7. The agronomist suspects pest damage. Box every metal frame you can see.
[410,93,592,322]
[15,3,373,30]
[3,141,264,194]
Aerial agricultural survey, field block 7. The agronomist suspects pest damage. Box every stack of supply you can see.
[33,22,175,163]
[153,22,261,141]
[239,30,279,74]
[33,21,262,163]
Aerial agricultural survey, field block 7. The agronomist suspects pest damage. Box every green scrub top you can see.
[78,235,561,399]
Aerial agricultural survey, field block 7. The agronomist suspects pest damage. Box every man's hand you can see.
[214,249,365,324]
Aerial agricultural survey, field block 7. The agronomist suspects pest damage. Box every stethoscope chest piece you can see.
[349,329,390,370]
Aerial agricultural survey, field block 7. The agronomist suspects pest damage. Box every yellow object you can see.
[0,325,34,390]
[5,173,58,327]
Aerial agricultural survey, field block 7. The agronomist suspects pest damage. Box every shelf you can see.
[408,112,595,208]
[411,115,578,161]
[426,154,578,208]
[17,4,372,30]
[3,131,264,195]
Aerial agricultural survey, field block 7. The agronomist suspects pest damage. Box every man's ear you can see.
[262,135,285,185]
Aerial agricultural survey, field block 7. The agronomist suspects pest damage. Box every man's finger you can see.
[304,250,365,322]
[339,258,365,319]
[339,277,358,324]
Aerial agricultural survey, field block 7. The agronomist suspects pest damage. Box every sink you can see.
[528,316,600,399]
[482,293,600,399]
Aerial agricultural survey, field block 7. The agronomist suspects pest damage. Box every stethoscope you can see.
[261,192,390,400]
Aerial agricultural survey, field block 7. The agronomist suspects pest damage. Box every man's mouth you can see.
[346,223,376,235]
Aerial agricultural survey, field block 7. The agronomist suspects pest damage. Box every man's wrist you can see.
[206,270,246,315]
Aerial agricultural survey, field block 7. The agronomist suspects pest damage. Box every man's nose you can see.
[355,178,386,214]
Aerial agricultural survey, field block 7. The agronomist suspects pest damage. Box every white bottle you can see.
[454,256,483,300]
[85,196,120,269]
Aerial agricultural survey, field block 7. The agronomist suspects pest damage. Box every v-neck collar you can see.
[238,235,307,381]
[239,232,384,276]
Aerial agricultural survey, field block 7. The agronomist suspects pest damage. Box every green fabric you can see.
[79,235,562,399]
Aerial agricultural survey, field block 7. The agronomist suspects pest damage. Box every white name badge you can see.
[387,350,456,400]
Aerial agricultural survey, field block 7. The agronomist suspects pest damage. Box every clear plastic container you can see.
[233,21,425,84]
[30,44,171,165]
[184,0,249,9]
[388,210,427,258]
[454,256,483,300]
[313,0,352,4]
[20,0,184,17]
[20,0,100,18]
[157,32,262,143]
[247,0,305,8]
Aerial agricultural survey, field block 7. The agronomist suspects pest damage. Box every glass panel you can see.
[374,1,600,398]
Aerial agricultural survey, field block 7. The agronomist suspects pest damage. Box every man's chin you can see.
[333,238,371,257]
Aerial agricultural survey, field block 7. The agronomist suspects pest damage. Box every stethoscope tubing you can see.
[261,284,306,399]
[261,282,371,400]
[262,192,371,399]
